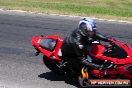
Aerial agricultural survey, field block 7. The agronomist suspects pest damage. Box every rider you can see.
[61,18,111,73]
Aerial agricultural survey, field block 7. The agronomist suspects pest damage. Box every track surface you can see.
[0,10,132,88]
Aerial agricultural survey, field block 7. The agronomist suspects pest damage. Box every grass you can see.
[0,0,132,21]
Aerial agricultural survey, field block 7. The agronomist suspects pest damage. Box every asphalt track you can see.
[0,10,132,88]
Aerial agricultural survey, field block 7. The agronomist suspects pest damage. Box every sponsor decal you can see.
[86,79,131,87]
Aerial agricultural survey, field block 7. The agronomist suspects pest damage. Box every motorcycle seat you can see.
[40,38,57,51]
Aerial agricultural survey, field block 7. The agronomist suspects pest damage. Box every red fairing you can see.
[88,37,132,80]
[32,35,63,61]
[32,36,53,57]
[45,35,63,60]
[31,36,41,47]
[89,38,132,65]
[107,38,132,65]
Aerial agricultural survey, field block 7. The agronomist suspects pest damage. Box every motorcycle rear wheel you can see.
[43,56,64,75]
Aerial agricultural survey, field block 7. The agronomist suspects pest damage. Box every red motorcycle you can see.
[31,35,132,87]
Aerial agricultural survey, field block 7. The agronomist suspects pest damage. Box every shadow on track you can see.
[38,72,131,88]
[38,71,80,88]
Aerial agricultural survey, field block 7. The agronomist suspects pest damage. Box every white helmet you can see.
[79,18,96,36]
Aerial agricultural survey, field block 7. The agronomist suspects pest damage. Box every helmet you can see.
[79,18,96,36]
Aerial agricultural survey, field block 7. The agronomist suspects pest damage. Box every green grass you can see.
[0,0,132,21]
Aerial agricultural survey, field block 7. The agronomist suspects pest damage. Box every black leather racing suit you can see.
[61,28,110,72]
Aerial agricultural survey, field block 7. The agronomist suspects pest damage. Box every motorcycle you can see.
[31,35,132,87]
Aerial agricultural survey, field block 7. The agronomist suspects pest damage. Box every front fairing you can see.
[88,43,105,57]
[88,38,132,65]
